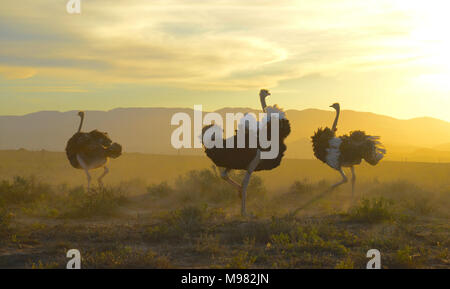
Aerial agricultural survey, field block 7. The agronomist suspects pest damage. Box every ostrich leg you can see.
[98,166,109,187]
[77,155,92,191]
[350,166,356,199]
[85,169,92,191]
[240,150,261,216]
[220,168,242,192]
[330,168,348,190]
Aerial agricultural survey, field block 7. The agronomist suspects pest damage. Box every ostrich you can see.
[65,111,122,190]
[201,89,291,216]
[311,103,386,197]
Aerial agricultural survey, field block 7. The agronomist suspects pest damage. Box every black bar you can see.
[0,269,444,288]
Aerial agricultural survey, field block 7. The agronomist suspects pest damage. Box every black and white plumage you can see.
[65,111,122,190]
[311,103,386,197]
[202,89,291,216]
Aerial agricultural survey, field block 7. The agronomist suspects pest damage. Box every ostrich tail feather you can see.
[266,105,286,119]
[238,113,258,133]
[311,127,335,164]
[364,135,386,165]
[261,105,286,125]
[106,142,122,159]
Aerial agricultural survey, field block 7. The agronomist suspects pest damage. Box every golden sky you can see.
[0,0,449,121]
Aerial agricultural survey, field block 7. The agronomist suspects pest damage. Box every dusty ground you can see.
[0,170,448,269]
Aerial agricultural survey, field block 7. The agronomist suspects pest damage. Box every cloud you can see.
[0,66,36,80]
[0,0,436,90]
[12,86,88,93]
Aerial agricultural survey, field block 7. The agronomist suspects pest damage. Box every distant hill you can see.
[434,143,450,151]
[0,107,449,162]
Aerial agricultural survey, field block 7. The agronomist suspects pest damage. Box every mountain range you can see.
[0,107,449,162]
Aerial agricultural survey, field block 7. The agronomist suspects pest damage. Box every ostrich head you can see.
[259,89,271,99]
[329,103,340,110]
[78,111,85,117]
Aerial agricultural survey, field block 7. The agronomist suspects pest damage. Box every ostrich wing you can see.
[66,131,110,168]
[339,130,385,166]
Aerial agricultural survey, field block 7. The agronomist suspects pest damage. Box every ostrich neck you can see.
[331,108,340,132]
[77,115,84,133]
[260,97,267,112]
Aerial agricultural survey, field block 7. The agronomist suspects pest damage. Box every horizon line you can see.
[0,106,448,124]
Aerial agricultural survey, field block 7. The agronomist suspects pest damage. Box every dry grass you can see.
[0,153,448,269]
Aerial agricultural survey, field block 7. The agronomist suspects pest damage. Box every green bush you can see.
[82,246,171,269]
[221,215,297,244]
[392,245,424,268]
[335,257,355,269]
[174,169,266,203]
[404,196,434,216]
[289,180,314,195]
[0,206,13,234]
[347,197,395,223]
[369,181,437,216]
[62,186,128,218]
[269,226,349,257]
[144,204,219,242]
[30,246,173,269]
[147,182,173,198]
[195,233,223,256]
[224,251,256,269]
[167,204,210,233]
[0,176,53,204]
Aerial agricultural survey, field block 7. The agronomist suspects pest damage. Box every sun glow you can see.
[393,0,450,91]
[1,0,449,120]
